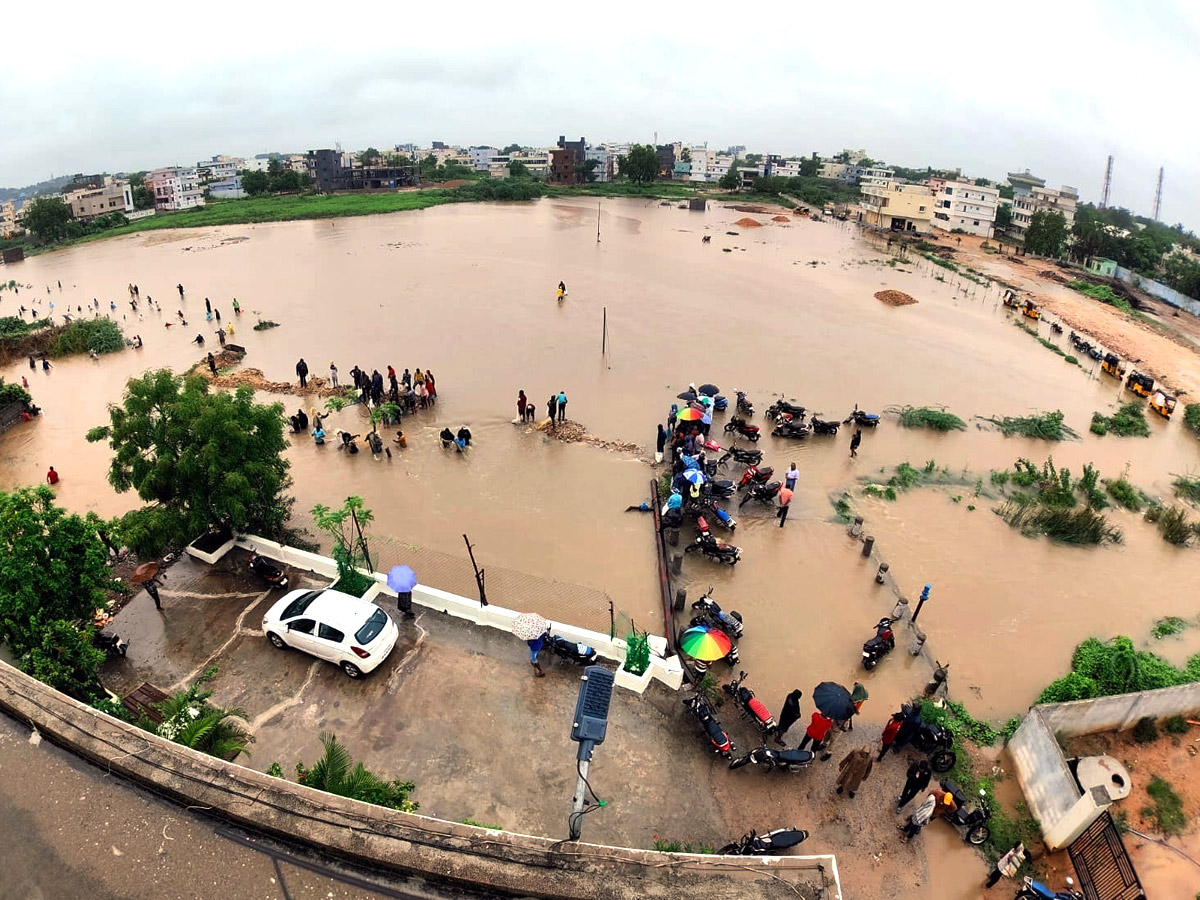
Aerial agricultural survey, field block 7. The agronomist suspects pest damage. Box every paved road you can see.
[0,711,502,900]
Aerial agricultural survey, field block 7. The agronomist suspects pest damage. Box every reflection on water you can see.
[2,198,1198,722]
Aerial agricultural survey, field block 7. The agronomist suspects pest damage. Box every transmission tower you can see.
[1152,167,1163,221]
[1100,155,1113,208]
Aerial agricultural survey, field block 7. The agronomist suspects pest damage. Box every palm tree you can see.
[151,666,254,761]
[296,732,417,811]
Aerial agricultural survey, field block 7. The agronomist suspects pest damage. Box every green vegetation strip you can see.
[1105,478,1146,511]
[1184,403,1200,436]
[1145,776,1186,836]
[1089,402,1150,437]
[895,405,966,431]
[981,410,1077,440]
[1144,504,1200,546]
[1152,616,1190,639]
[1069,280,1134,315]
[1174,475,1200,503]
[1037,635,1200,702]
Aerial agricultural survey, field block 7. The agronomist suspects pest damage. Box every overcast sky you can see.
[3,0,1196,226]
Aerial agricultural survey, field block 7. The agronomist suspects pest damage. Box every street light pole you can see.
[912,584,932,624]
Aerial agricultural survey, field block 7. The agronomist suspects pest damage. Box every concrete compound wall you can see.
[1008,710,1082,841]
[1037,681,1200,737]
[0,660,840,900]
[225,534,684,694]
[1114,264,1200,317]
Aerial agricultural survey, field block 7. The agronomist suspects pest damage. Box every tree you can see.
[132,185,153,209]
[502,143,522,154]
[719,161,741,191]
[23,197,74,243]
[680,147,692,163]
[576,158,599,183]
[311,496,374,596]
[268,168,301,193]
[995,204,1013,230]
[998,184,1014,200]
[419,154,439,180]
[240,169,269,195]
[1120,232,1162,273]
[0,486,118,698]
[857,157,876,168]
[835,150,852,164]
[283,731,418,811]
[267,158,285,178]
[799,154,821,178]
[1024,210,1069,257]
[87,370,291,556]
[744,153,763,165]
[974,177,990,187]
[151,666,253,760]
[617,144,658,184]
[357,147,381,167]
[508,159,530,178]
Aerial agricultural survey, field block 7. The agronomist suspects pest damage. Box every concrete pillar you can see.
[849,516,864,538]
[861,535,875,558]
[666,529,679,547]
[875,562,889,583]
[909,626,926,656]
[891,597,909,621]
[671,555,682,575]
[674,589,687,612]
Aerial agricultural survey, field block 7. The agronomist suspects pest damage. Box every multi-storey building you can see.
[307,149,416,192]
[196,156,244,182]
[144,167,205,211]
[1,199,20,237]
[61,178,133,222]
[585,146,613,182]
[932,180,999,237]
[858,181,934,233]
[1007,171,1078,238]
[468,147,497,171]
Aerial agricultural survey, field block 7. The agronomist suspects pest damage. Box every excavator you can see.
[1149,388,1177,420]
[1125,370,1154,398]
[1100,352,1126,379]
[1021,299,1041,320]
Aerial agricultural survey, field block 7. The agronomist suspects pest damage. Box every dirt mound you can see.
[772,215,791,223]
[187,356,348,400]
[1038,269,1071,285]
[874,290,918,306]
[729,205,771,214]
[734,217,764,228]
[533,418,643,454]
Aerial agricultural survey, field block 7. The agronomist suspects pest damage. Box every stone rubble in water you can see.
[532,419,643,455]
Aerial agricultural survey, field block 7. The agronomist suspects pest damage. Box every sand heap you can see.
[734,217,764,228]
[874,290,918,306]
[187,352,349,400]
[533,418,643,454]
[772,215,791,223]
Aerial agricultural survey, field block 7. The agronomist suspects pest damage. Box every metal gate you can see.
[1068,811,1145,900]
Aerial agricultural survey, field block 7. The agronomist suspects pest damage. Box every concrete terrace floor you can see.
[101,550,992,900]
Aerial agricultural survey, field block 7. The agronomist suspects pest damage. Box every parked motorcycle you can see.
[542,632,598,665]
[722,671,778,737]
[718,445,763,467]
[809,416,840,436]
[738,481,782,508]
[765,400,806,421]
[772,419,811,439]
[735,391,754,417]
[96,630,128,659]
[699,478,736,500]
[861,616,896,670]
[685,532,742,565]
[1016,876,1083,900]
[728,745,814,773]
[939,780,992,845]
[844,405,881,428]
[691,587,744,638]
[737,465,774,488]
[1050,322,1064,334]
[723,416,761,442]
[719,828,809,856]
[711,395,728,412]
[912,720,957,772]
[691,503,737,531]
[683,694,735,758]
[1087,345,1103,360]
[248,553,289,588]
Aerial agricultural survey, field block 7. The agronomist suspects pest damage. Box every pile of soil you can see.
[874,290,918,306]
[771,215,791,223]
[1038,269,1071,285]
[188,355,347,399]
[729,205,771,214]
[734,217,764,228]
[533,418,643,454]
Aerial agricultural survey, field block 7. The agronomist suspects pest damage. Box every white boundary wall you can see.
[206,534,684,694]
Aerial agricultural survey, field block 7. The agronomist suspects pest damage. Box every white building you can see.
[196,155,244,182]
[244,157,273,172]
[932,181,999,237]
[468,147,497,171]
[1007,171,1078,239]
[208,175,246,199]
[585,146,612,182]
[1,199,21,237]
[486,152,551,179]
[145,167,205,211]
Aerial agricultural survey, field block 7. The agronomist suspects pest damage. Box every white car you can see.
[262,588,399,678]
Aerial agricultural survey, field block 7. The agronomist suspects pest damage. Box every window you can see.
[318,623,345,643]
[281,590,321,619]
[355,608,388,644]
[919,206,926,212]
[288,618,316,635]
[973,221,980,226]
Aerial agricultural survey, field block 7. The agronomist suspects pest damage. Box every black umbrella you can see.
[812,681,854,720]
[698,383,720,397]
[677,390,699,401]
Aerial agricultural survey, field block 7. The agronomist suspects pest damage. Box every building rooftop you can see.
[1007,170,1046,187]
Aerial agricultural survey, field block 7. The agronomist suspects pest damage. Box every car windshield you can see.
[280,590,321,620]
[354,608,388,645]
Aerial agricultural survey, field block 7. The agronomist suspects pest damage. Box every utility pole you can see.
[1152,167,1163,221]
[1100,155,1113,209]
[596,199,601,243]
[601,307,607,355]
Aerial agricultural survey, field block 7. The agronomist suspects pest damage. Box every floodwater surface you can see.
[2,198,1199,724]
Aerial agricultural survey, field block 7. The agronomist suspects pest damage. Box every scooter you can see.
[719,828,809,856]
[1016,876,1083,900]
[735,391,754,417]
[772,420,811,439]
[939,780,992,845]
[722,671,777,738]
[728,745,814,773]
[719,445,763,467]
[683,694,735,758]
[96,631,128,659]
[711,395,728,412]
[861,616,896,670]
[691,503,737,532]
[810,416,840,436]
[738,481,782,507]
[685,531,742,565]
[766,400,806,421]
[248,553,289,588]
[737,465,774,488]
[543,632,597,665]
[844,405,881,428]
[723,416,760,442]
[691,587,744,638]
[699,479,736,500]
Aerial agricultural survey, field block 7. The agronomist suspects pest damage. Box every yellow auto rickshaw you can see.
[1022,299,1041,320]
[1002,289,1021,310]
[1125,371,1154,398]
[1149,388,1177,420]
[1101,353,1126,379]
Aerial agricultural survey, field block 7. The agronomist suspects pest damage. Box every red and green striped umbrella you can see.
[679,625,732,661]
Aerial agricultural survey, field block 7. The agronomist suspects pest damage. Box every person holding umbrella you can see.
[132,562,164,611]
[513,613,551,678]
[387,565,417,619]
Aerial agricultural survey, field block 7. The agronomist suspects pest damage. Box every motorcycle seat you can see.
[777,748,814,764]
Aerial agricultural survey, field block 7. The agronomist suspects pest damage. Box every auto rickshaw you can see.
[1002,289,1021,310]
[1021,299,1041,320]
[1101,353,1126,379]
[1125,370,1154,397]
[1149,388,1177,420]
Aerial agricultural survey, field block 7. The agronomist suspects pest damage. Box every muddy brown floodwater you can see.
[3,201,1199,729]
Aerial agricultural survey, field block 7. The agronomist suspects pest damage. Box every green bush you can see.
[1145,776,1185,835]
[1106,478,1145,511]
[1069,280,1134,314]
[1149,505,1196,545]
[1152,616,1189,639]
[0,379,32,406]
[1132,716,1159,743]
[1165,715,1188,735]
[982,410,1077,440]
[49,318,124,357]
[1000,501,1122,545]
[1037,636,1200,703]
[1090,403,1150,438]
[1174,476,1200,504]
[1183,403,1200,436]
[896,405,966,431]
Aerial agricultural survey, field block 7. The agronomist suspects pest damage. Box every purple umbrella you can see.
[387,565,417,593]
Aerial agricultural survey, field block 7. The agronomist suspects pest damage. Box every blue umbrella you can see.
[681,469,708,485]
[387,565,417,592]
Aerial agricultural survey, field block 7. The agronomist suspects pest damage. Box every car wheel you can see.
[341,661,363,679]
[268,632,287,650]
[931,749,956,772]
[967,824,990,845]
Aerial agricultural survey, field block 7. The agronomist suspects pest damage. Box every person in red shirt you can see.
[878,712,904,761]
[798,711,834,760]
[46,466,59,485]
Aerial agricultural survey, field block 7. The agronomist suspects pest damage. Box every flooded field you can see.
[2,196,1199,728]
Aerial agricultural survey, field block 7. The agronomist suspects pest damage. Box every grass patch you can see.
[1145,504,1199,545]
[652,836,715,854]
[999,501,1123,544]
[1069,280,1135,315]
[1144,776,1186,836]
[1090,403,1150,438]
[1173,475,1200,504]
[895,405,966,431]
[48,318,125,357]
[923,252,959,272]
[1105,478,1146,511]
[1152,616,1189,639]
[1037,635,1200,702]
[831,493,853,523]
[981,410,1077,441]
[459,818,502,830]
[1184,403,1200,436]
[1165,715,1189,734]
